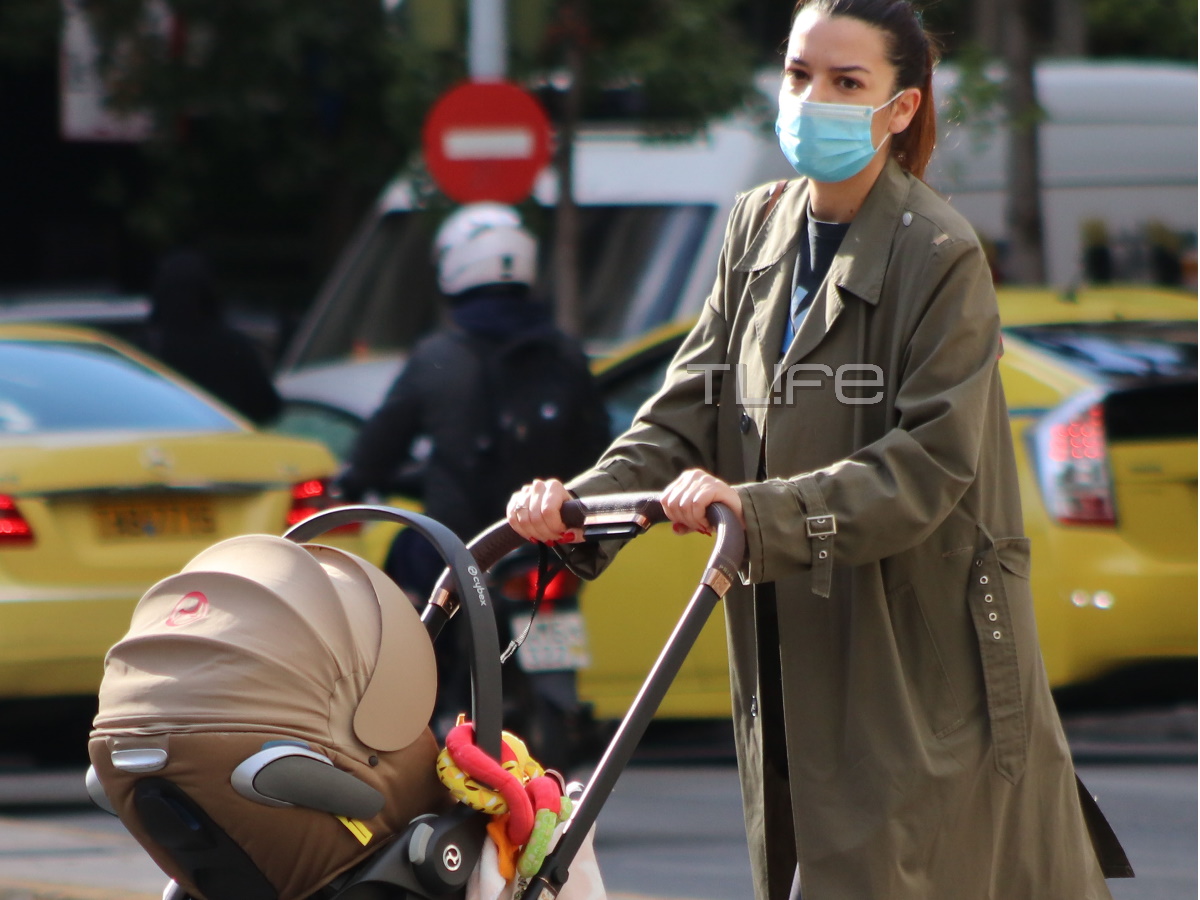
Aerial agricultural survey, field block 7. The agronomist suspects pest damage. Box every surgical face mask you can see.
[776,91,902,183]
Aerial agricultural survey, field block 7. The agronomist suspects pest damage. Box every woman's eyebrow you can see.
[785,56,871,75]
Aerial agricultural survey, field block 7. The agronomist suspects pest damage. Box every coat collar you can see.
[734,159,914,379]
[733,158,914,307]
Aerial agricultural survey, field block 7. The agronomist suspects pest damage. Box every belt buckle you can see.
[805,515,837,539]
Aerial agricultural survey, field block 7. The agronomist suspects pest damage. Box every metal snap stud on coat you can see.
[979,575,989,584]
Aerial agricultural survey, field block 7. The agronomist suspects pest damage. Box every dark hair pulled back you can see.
[792,0,939,179]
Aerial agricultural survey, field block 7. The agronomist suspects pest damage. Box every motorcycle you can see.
[403,531,600,776]
[489,543,602,775]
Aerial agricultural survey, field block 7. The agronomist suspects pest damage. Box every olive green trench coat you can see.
[566,160,1131,899]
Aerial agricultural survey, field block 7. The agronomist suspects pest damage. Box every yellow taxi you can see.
[579,286,1198,720]
[0,323,362,701]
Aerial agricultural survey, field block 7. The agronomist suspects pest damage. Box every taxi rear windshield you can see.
[0,340,239,435]
[1006,321,1197,380]
[1008,321,1197,441]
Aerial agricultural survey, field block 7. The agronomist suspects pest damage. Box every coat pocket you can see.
[968,531,1029,783]
[887,583,965,739]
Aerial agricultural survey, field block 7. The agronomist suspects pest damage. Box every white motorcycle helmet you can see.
[433,203,538,296]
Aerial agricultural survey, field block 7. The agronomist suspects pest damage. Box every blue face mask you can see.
[776,92,902,183]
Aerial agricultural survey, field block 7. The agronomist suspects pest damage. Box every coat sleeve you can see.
[566,197,751,500]
[558,197,753,577]
[736,237,1002,583]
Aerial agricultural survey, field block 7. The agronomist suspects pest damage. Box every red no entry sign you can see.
[422,80,553,204]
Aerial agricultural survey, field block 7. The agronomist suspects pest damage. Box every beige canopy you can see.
[95,534,438,754]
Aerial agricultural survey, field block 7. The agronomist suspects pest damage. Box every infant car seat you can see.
[87,532,449,900]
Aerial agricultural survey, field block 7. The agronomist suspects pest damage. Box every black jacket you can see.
[338,317,610,541]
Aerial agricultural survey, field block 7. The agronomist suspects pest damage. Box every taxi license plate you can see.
[95,498,217,539]
[511,611,591,673]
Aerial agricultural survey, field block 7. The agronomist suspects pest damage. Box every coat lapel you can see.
[735,180,807,385]
[737,161,915,387]
[749,259,794,383]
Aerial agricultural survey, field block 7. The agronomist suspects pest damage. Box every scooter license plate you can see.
[511,611,591,673]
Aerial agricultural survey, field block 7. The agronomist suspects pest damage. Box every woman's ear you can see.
[889,87,922,134]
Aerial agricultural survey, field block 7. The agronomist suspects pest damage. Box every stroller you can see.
[86,495,744,900]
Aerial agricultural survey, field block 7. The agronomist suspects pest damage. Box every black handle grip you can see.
[558,493,669,528]
[562,492,744,588]
[463,491,742,577]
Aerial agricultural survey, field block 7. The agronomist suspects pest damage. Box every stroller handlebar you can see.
[466,493,745,592]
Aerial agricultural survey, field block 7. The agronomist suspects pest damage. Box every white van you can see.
[929,60,1198,287]
[276,60,1197,414]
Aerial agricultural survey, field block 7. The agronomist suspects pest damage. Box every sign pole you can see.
[468,0,507,81]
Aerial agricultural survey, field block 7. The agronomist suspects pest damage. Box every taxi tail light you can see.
[286,479,361,535]
[1029,393,1117,526]
[500,567,582,612]
[0,495,34,545]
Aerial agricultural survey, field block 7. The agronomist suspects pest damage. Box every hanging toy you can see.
[518,776,573,877]
[435,721,572,876]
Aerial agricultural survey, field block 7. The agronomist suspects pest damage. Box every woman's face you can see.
[781,8,918,150]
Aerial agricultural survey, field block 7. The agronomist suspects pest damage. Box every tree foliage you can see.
[78,0,762,255]
[83,0,456,251]
[546,0,763,133]
[1085,0,1197,60]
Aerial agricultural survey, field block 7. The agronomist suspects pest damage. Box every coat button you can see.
[750,695,758,717]
[740,412,752,433]
[902,211,913,226]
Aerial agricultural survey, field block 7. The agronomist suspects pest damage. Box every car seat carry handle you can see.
[284,504,504,760]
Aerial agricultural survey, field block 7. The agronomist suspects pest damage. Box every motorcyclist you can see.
[335,203,610,740]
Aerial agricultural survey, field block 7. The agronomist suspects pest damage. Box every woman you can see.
[507,1,1130,898]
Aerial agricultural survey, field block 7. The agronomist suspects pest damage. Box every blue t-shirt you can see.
[781,211,851,355]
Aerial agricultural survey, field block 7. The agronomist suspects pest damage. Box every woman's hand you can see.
[506,478,575,543]
[660,470,745,536]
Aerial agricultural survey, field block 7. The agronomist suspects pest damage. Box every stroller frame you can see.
[129,495,745,900]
